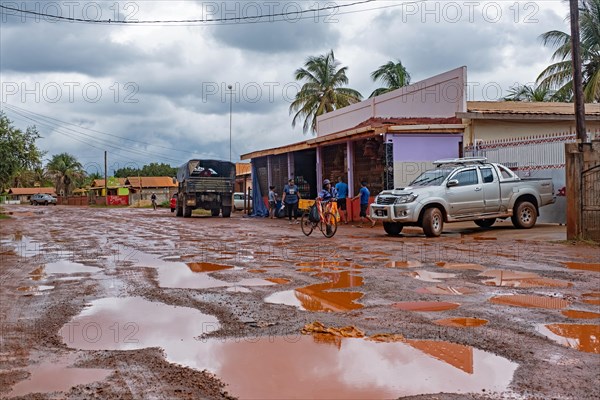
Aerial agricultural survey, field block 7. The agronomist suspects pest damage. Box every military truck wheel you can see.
[422,207,443,237]
[222,206,232,218]
[511,201,537,229]
[211,209,220,217]
[474,218,496,228]
[383,222,403,236]
[183,203,192,218]
[176,203,183,217]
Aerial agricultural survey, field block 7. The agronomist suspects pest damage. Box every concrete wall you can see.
[465,119,600,145]
[316,67,467,137]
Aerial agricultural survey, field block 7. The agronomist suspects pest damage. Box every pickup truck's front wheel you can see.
[183,203,192,218]
[512,201,537,229]
[383,222,403,236]
[422,207,443,237]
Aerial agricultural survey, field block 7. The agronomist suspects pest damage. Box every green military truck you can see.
[175,159,236,218]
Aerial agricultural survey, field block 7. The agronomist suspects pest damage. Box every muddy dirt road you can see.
[0,205,598,399]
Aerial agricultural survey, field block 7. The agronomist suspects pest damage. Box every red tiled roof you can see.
[91,178,127,187]
[8,187,56,195]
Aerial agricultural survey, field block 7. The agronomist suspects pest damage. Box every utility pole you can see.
[104,151,108,206]
[570,0,587,142]
[228,84,233,163]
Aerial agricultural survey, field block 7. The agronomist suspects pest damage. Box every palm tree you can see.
[290,50,363,134]
[504,84,557,101]
[536,0,600,102]
[369,60,411,98]
[45,153,85,196]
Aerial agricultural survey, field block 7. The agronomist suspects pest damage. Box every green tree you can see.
[0,113,45,193]
[289,50,363,134]
[46,153,85,196]
[369,59,411,98]
[114,163,176,177]
[504,84,558,101]
[537,0,600,102]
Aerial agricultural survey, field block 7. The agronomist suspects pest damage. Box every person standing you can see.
[352,181,375,227]
[335,177,349,224]
[282,178,301,224]
[268,186,278,219]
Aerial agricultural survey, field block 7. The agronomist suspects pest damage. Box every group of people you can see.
[268,177,376,227]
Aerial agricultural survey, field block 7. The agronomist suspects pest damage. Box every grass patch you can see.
[192,209,212,216]
[0,213,10,219]
[552,238,600,247]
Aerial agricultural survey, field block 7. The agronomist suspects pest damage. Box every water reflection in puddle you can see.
[60,301,517,399]
[393,302,460,312]
[479,270,571,288]
[385,260,422,268]
[581,293,600,305]
[436,262,485,271]
[121,249,275,290]
[561,310,600,319]
[537,324,600,354]
[434,318,488,327]
[416,286,476,295]
[265,278,290,285]
[45,260,102,275]
[489,295,570,309]
[265,271,364,312]
[561,262,600,272]
[408,270,456,283]
[8,354,111,397]
[17,285,54,296]
[60,297,220,350]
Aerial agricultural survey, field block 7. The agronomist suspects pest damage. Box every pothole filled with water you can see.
[436,262,485,271]
[489,295,570,309]
[479,270,571,288]
[59,301,518,399]
[434,318,489,327]
[537,324,600,354]
[264,271,364,312]
[561,262,600,272]
[408,270,456,283]
[561,310,600,319]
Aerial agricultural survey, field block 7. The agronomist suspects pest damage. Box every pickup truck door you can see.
[446,168,485,217]
[479,166,501,213]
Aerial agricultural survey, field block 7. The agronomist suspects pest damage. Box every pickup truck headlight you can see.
[395,194,418,204]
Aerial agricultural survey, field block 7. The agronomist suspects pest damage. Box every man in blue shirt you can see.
[335,177,349,224]
[352,181,375,227]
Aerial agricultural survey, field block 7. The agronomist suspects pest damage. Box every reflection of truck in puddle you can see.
[175,160,236,218]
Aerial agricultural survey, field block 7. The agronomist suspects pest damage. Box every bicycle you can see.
[300,198,338,238]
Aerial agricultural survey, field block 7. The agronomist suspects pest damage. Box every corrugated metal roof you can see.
[91,178,127,187]
[466,101,600,116]
[8,187,56,195]
[126,177,177,188]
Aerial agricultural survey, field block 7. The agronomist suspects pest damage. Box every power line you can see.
[0,1,375,25]
[2,102,197,156]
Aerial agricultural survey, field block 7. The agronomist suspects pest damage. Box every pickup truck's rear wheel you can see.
[211,209,220,217]
[511,201,537,229]
[383,222,403,236]
[183,203,192,218]
[222,206,231,218]
[176,202,183,217]
[422,207,443,237]
[474,218,496,228]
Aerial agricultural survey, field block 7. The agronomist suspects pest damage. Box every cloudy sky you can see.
[0,0,569,174]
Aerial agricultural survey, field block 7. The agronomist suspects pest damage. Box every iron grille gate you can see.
[582,164,600,241]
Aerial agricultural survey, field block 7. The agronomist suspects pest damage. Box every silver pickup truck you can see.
[370,158,555,237]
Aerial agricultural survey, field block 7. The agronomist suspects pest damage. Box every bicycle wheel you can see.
[300,212,314,236]
[320,211,338,238]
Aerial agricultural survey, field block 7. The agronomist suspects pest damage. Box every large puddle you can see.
[8,354,111,397]
[436,262,485,271]
[393,301,460,312]
[45,260,103,275]
[561,310,600,319]
[118,250,276,290]
[264,271,364,312]
[537,324,600,354]
[479,270,571,288]
[561,262,600,272]
[489,295,570,309]
[434,318,488,328]
[59,300,518,399]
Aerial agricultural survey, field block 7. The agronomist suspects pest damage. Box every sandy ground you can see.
[0,205,598,399]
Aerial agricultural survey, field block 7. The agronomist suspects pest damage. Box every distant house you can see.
[6,187,57,203]
[125,177,178,203]
[89,178,129,205]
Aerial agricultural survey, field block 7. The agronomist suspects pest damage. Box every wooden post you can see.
[565,143,583,239]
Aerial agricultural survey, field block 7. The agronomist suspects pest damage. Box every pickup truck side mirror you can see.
[446,179,459,187]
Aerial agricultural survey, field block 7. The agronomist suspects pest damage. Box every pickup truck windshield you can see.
[409,169,453,186]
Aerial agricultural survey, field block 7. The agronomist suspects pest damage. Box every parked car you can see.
[30,194,57,206]
[233,192,252,211]
[170,193,177,212]
[370,157,555,237]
